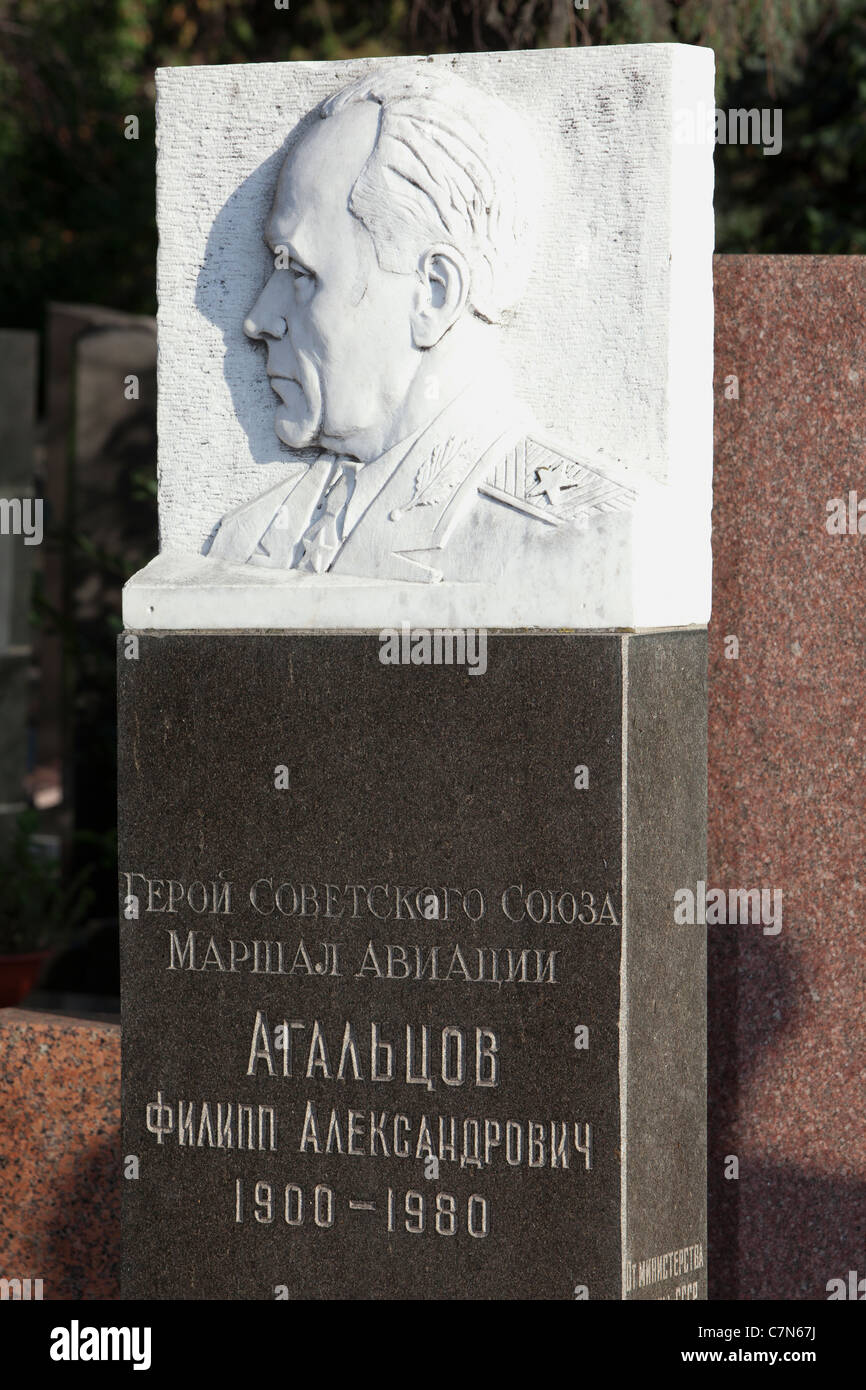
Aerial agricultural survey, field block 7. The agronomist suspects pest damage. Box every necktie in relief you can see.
[295,456,354,574]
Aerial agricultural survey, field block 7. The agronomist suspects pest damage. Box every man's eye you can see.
[271,246,314,281]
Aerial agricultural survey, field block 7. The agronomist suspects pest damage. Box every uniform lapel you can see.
[208,456,333,565]
[255,454,337,567]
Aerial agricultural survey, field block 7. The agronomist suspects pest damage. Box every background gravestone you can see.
[120,45,713,1300]
[36,304,156,911]
[0,329,38,838]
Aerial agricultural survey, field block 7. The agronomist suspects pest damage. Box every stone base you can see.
[119,630,706,1300]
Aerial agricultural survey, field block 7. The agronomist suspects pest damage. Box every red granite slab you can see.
[0,1008,120,1299]
[709,255,866,1299]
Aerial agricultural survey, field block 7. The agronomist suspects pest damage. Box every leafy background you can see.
[2,0,865,332]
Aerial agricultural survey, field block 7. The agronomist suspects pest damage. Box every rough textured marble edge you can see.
[148,42,714,625]
[123,544,712,630]
[665,46,715,617]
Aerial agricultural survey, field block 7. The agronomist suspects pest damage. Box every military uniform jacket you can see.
[208,373,636,584]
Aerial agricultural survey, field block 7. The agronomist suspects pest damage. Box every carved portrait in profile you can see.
[207,66,635,583]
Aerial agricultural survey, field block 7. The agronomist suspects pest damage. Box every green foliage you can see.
[671,0,829,91]
[404,0,828,89]
[0,0,404,327]
[0,811,96,953]
[715,1,866,252]
[0,0,157,324]
[0,0,861,317]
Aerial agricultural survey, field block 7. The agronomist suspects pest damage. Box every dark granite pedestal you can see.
[119,630,706,1300]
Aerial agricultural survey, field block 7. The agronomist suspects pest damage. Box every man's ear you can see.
[411,245,470,348]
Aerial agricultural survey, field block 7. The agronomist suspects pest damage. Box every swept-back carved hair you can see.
[322,65,540,325]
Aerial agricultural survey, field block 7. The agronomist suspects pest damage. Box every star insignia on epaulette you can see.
[525,446,636,520]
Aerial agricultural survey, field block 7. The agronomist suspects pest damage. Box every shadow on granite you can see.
[708,256,866,1300]
[708,925,866,1299]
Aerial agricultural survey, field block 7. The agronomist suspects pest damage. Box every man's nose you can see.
[244,272,288,340]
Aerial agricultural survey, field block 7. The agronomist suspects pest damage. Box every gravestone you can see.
[120,46,714,1300]
[37,304,156,804]
[0,329,38,835]
[70,314,157,908]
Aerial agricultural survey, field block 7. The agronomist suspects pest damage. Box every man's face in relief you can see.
[243,103,422,462]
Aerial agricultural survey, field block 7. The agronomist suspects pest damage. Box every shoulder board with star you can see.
[478,437,637,526]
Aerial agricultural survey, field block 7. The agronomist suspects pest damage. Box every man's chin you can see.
[274,410,319,450]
